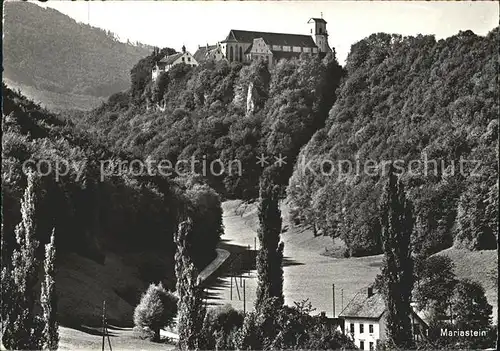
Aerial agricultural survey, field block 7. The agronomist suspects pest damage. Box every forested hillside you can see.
[3,2,152,107]
[76,51,345,199]
[72,28,497,260]
[288,29,499,257]
[1,84,223,321]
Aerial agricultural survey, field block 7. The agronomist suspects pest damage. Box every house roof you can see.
[339,291,386,319]
[194,44,221,61]
[339,291,430,328]
[193,47,208,61]
[224,29,317,47]
[159,52,183,65]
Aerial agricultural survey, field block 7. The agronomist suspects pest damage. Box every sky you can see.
[36,0,499,65]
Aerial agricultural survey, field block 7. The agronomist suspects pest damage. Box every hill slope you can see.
[75,52,345,199]
[3,1,152,110]
[1,84,223,326]
[288,29,499,257]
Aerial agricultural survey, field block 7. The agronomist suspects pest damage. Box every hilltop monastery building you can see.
[153,17,331,80]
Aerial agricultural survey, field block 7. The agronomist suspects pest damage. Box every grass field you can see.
[208,200,497,324]
[57,251,176,327]
[59,326,175,350]
[435,247,498,323]
[205,200,383,317]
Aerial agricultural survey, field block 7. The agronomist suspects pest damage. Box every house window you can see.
[182,57,185,62]
[188,57,191,62]
[369,324,374,333]
[360,324,364,333]
[369,342,374,350]
[350,323,354,334]
[360,341,365,350]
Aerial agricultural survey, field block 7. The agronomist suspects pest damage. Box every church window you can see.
[239,46,243,61]
[229,46,234,61]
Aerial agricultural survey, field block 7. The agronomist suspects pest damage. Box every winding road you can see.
[204,201,384,317]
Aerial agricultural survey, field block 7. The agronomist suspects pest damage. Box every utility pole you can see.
[332,283,335,318]
[235,276,241,300]
[102,301,106,351]
[341,289,344,312]
[243,279,246,314]
[230,275,233,300]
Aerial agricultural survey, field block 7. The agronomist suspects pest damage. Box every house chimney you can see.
[368,287,374,298]
[182,45,186,54]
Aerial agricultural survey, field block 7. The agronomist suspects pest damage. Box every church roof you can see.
[244,44,253,54]
[159,52,183,65]
[224,29,317,47]
[338,291,386,319]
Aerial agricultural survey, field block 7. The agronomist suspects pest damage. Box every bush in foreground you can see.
[133,283,178,342]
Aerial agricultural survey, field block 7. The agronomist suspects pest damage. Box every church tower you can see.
[308,16,331,53]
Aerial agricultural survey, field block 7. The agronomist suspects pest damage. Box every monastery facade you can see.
[153,17,330,81]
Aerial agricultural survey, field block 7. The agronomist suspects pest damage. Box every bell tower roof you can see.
[308,17,327,24]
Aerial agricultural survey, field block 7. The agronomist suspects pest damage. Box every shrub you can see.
[132,326,156,341]
[133,283,178,342]
[201,304,245,349]
[231,298,355,350]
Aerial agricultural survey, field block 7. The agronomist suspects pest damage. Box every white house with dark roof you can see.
[193,43,226,63]
[339,287,428,350]
[152,46,198,81]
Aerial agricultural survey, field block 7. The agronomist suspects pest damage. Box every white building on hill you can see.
[152,45,198,81]
[194,16,331,67]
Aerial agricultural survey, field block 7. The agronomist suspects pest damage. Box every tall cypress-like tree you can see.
[379,165,414,349]
[41,229,59,350]
[174,218,206,350]
[255,169,284,311]
[1,171,42,350]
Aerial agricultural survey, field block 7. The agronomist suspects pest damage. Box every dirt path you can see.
[204,200,383,317]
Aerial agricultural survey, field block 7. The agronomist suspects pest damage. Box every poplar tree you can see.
[255,169,284,311]
[174,218,206,350]
[41,230,59,350]
[379,165,414,349]
[1,172,42,349]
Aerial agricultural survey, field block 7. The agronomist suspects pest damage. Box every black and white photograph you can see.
[1,0,498,350]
